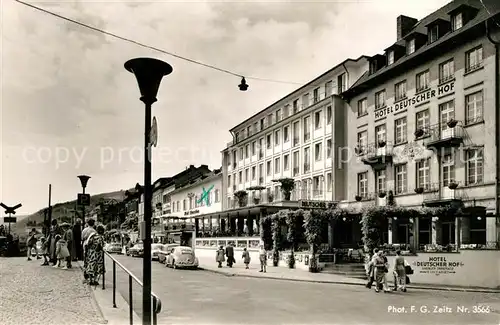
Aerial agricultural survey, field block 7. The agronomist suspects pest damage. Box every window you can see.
[259,164,263,178]
[395,164,407,194]
[275,109,282,123]
[375,90,386,109]
[235,132,239,143]
[245,144,249,158]
[266,161,272,176]
[394,117,407,144]
[465,91,483,124]
[337,73,347,93]
[439,100,455,130]
[326,106,332,124]
[247,126,251,137]
[428,25,439,43]
[313,176,323,195]
[274,158,280,173]
[267,114,273,126]
[283,126,290,142]
[416,70,430,92]
[293,151,300,176]
[227,197,232,208]
[466,46,483,72]
[313,87,320,103]
[314,110,322,129]
[375,124,386,144]
[251,166,256,180]
[303,116,311,141]
[239,147,243,160]
[283,105,290,119]
[469,217,486,245]
[395,80,407,101]
[215,189,220,202]
[239,171,243,184]
[416,158,430,190]
[326,173,332,192]
[439,59,454,83]
[416,109,430,132]
[302,93,309,108]
[275,130,280,146]
[293,121,300,146]
[293,99,299,114]
[407,38,415,54]
[441,154,455,186]
[228,175,231,187]
[304,147,310,172]
[358,172,368,197]
[266,134,272,149]
[260,118,264,131]
[251,141,256,156]
[387,50,394,65]
[466,149,483,185]
[183,199,187,210]
[315,142,322,161]
[254,122,258,133]
[283,154,290,171]
[357,131,368,149]
[325,81,333,97]
[326,139,332,159]
[358,98,367,116]
[451,12,463,31]
[375,169,386,193]
[232,151,237,165]
[245,168,249,182]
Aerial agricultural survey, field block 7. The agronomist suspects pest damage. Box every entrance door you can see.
[397,224,410,245]
[441,222,455,246]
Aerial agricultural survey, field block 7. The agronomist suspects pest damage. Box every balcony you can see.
[357,142,393,167]
[421,181,467,207]
[416,121,464,150]
[353,192,376,202]
[292,189,325,201]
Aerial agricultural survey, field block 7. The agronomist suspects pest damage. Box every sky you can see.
[1,0,452,215]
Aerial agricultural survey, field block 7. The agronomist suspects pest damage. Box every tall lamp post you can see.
[125,57,172,325]
[77,175,91,223]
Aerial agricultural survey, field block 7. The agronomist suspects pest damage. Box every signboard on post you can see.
[3,217,17,223]
[77,193,91,206]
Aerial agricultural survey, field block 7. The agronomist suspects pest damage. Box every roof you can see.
[343,0,500,98]
[229,55,369,133]
[169,170,222,196]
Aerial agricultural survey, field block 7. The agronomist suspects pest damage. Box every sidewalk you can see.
[0,257,106,325]
[197,256,500,293]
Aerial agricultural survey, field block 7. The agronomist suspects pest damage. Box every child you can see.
[40,237,49,266]
[242,248,251,269]
[27,229,39,261]
[54,235,70,269]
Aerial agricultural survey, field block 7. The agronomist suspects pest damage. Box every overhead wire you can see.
[13,0,304,86]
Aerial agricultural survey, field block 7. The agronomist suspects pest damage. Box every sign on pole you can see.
[3,217,17,223]
[150,116,158,147]
[77,193,91,206]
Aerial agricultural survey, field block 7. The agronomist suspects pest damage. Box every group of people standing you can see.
[366,248,412,293]
[26,218,106,286]
[215,243,268,273]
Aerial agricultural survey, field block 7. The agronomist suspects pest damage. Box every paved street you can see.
[0,257,106,325]
[107,254,500,325]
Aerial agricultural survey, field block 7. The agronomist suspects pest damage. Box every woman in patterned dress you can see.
[85,225,105,286]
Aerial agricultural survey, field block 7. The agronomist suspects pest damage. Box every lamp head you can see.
[125,58,173,104]
[238,77,248,91]
[77,175,91,188]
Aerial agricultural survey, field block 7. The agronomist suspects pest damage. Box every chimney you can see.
[397,15,418,40]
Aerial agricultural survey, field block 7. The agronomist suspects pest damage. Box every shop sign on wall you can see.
[411,256,464,275]
[299,200,336,209]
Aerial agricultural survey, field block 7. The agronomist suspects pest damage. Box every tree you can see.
[233,190,248,207]
[272,178,295,201]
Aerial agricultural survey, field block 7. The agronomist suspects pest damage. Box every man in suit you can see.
[225,243,235,267]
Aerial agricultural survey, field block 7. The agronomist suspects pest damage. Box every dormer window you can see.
[387,51,394,65]
[451,12,463,31]
[369,61,378,74]
[407,39,415,54]
[428,25,439,43]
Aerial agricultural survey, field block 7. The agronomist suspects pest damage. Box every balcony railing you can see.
[356,142,393,166]
[422,181,467,206]
[292,189,326,201]
[353,192,376,202]
[417,122,465,149]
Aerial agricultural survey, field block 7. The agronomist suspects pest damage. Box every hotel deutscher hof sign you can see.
[412,256,464,275]
[374,81,455,119]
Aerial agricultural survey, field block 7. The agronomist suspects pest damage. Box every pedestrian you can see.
[48,219,61,265]
[61,223,73,269]
[373,250,389,293]
[259,244,267,273]
[82,219,96,282]
[365,248,378,289]
[85,225,106,286]
[26,228,39,261]
[54,234,70,269]
[216,245,225,268]
[242,247,251,269]
[225,243,235,267]
[40,237,49,266]
[72,219,82,261]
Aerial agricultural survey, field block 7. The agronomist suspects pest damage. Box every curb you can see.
[74,261,108,324]
[198,267,500,293]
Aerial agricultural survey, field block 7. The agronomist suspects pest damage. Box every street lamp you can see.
[125,57,172,325]
[78,175,91,223]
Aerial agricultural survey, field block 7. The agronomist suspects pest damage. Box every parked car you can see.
[104,243,123,254]
[128,243,144,257]
[151,244,164,261]
[158,243,179,263]
[165,246,198,269]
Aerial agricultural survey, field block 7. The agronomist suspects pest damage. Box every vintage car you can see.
[165,246,198,269]
[128,243,144,257]
[104,243,123,254]
[151,244,164,260]
[158,243,179,263]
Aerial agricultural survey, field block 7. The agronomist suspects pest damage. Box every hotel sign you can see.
[184,209,200,216]
[299,200,336,209]
[374,81,455,119]
[412,256,464,275]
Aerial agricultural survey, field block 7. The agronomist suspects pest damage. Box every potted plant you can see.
[247,186,265,205]
[448,181,458,189]
[414,187,424,194]
[273,178,296,201]
[378,140,386,148]
[253,197,261,205]
[267,192,274,203]
[233,190,248,207]
[354,146,364,155]
[414,128,424,138]
[378,191,386,198]
[447,119,458,128]
[355,195,362,202]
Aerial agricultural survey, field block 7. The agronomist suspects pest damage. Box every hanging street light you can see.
[238,77,248,91]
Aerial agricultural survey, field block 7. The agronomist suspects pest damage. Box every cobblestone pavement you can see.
[108,254,500,325]
[0,257,106,325]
